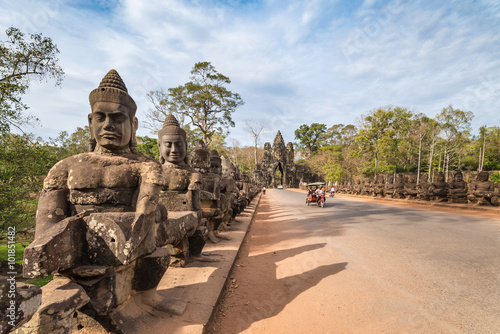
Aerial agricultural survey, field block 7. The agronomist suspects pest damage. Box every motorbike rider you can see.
[317,186,326,201]
[329,186,335,196]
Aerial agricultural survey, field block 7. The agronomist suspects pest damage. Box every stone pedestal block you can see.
[0,277,42,334]
[23,216,86,278]
[14,276,89,334]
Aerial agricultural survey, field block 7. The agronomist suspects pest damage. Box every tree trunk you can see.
[482,134,486,170]
[478,147,482,171]
[254,137,258,168]
[438,149,442,173]
[428,140,435,182]
[445,151,449,182]
[417,136,422,184]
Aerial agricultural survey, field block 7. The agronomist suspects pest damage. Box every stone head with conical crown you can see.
[158,114,188,165]
[88,69,138,154]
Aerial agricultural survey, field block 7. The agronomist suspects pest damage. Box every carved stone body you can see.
[393,174,405,199]
[428,172,449,202]
[417,174,430,201]
[385,177,394,198]
[362,180,372,196]
[468,171,494,205]
[192,145,224,243]
[404,174,418,199]
[21,70,168,332]
[448,170,468,204]
[490,181,500,206]
[373,176,385,197]
[157,115,206,265]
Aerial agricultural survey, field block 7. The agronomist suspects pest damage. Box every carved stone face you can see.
[89,102,134,151]
[477,171,489,182]
[159,134,187,165]
[454,172,463,182]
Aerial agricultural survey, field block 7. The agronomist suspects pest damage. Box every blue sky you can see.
[1,0,500,146]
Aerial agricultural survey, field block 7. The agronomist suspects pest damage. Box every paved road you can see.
[211,189,500,334]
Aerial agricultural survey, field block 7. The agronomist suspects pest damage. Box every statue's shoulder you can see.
[125,154,164,185]
[125,153,161,165]
[43,153,89,190]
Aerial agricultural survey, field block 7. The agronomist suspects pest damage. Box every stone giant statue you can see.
[157,114,207,264]
[22,70,170,332]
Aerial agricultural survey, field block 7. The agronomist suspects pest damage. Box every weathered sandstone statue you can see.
[404,173,418,199]
[490,180,500,206]
[190,141,224,243]
[354,180,363,195]
[448,169,468,204]
[393,173,405,199]
[385,176,395,198]
[373,175,385,197]
[346,180,354,194]
[157,114,207,264]
[417,173,431,201]
[428,172,449,202]
[21,70,169,332]
[468,171,494,205]
[220,156,240,228]
[362,180,372,196]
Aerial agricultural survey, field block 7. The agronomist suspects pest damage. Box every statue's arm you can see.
[130,162,164,246]
[188,172,202,191]
[34,161,69,238]
[35,190,69,237]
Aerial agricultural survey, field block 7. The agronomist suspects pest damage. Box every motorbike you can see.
[317,193,325,208]
[329,191,335,197]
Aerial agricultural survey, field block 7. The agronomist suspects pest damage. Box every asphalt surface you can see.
[211,189,500,333]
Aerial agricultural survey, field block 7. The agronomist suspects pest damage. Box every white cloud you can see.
[1,0,499,145]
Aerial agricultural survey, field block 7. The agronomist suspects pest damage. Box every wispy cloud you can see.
[1,0,499,145]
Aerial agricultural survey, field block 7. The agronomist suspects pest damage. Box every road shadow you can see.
[208,243,347,333]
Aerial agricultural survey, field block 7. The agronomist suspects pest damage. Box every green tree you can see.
[136,136,159,159]
[0,27,64,133]
[436,105,473,180]
[51,126,90,159]
[149,62,243,145]
[409,114,437,183]
[324,124,357,146]
[0,133,58,230]
[355,108,392,179]
[466,126,500,171]
[385,106,413,178]
[294,123,327,156]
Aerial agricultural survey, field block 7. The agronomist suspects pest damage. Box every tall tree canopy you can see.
[147,61,243,145]
[0,27,64,133]
[436,105,473,179]
[294,123,327,155]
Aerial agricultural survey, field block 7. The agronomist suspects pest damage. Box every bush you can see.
[0,134,58,231]
[490,172,500,185]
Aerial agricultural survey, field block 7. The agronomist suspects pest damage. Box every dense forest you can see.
[294,105,500,184]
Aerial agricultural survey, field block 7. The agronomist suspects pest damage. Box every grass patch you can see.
[25,275,53,288]
[0,243,27,263]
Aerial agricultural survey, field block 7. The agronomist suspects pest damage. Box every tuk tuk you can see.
[306,182,326,207]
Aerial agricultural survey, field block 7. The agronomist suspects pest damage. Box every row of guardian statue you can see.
[4,70,260,334]
[336,170,500,206]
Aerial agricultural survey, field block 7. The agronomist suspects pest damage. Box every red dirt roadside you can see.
[208,189,500,334]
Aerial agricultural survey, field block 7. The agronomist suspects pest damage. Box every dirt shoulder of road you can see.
[286,188,500,219]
